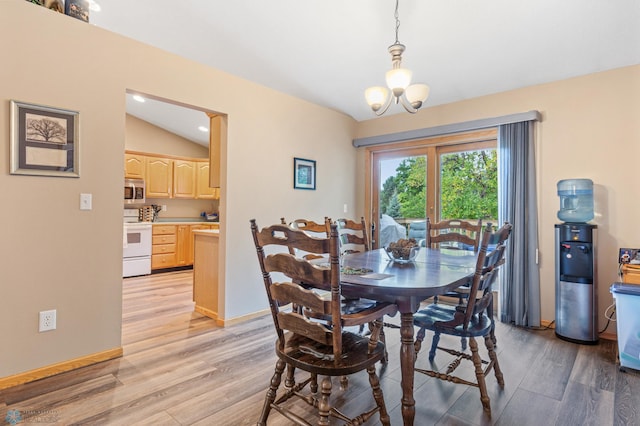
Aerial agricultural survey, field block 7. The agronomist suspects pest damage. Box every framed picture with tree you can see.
[10,100,80,177]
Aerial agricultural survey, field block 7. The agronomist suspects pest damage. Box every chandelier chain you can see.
[394,0,401,44]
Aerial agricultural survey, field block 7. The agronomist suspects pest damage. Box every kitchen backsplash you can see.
[145,197,218,220]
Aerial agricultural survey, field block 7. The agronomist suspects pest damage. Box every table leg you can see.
[400,312,415,425]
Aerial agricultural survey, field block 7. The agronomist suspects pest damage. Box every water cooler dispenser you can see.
[555,179,598,344]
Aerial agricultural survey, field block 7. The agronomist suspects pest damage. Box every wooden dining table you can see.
[340,247,477,426]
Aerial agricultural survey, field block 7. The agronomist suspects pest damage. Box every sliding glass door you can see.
[370,133,497,248]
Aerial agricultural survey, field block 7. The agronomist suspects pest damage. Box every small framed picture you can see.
[10,100,80,178]
[293,157,316,190]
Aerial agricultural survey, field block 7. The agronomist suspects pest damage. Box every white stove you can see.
[123,209,152,278]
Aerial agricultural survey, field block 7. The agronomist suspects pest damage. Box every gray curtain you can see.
[498,121,541,327]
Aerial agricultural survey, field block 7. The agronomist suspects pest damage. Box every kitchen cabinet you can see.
[195,161,219,200]
[152,222,217,270]
[146,157,173,198]
[175,224,191,266]
[124,153,146,179]
[173,160,196,199]
[125,151,218,201]
[151,224,177,270]
[207,113,224,188]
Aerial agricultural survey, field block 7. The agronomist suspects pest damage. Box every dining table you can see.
[340,247,478,426]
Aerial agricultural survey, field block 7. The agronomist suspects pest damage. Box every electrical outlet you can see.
[39,309,57,332]
[161,205,167,212]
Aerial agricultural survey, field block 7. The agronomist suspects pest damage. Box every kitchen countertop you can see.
[150,218,219,225]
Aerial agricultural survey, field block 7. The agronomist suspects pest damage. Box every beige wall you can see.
[356,65,640,330]
[2,0,637,382]
[0,1,357,379]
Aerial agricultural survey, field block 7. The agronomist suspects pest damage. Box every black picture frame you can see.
[293,157,316,190]
[10,100,80,178]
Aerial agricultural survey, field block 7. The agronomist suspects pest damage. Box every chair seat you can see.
[279,331,386,376]
[413,304,492,338]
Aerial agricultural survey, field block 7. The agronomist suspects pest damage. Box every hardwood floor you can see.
[1,270,639,425]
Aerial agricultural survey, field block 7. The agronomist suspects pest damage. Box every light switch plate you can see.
[80,193,92,210]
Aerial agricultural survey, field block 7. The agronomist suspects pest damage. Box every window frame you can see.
[365,128,497,248]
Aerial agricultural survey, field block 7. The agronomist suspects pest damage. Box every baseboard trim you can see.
[194,305,218,321]
[0,347,123,390]
[541,319,555,329]
[217,308,271,327]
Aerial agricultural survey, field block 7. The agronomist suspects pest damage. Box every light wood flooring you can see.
[1,270,639,425]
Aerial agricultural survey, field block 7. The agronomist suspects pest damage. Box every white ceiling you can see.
[93,0,640,146]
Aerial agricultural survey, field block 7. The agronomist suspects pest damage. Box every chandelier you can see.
[365,0,429,116]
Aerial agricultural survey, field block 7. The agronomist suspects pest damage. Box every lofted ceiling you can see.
[92,0,640,146]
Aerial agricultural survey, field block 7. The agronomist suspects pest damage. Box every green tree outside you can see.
[379,150,497,221]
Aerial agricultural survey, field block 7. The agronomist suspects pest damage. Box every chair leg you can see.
[485,334,504,387]
[429,332,440,361]
[469,337,491,417]
[318,376,332,426]
[367,365,391,426]
[414,326,426,358]
[257,358,285,425]
[460,336,467,351]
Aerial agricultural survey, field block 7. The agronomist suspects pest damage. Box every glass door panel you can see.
[438,145,498,223]
[373,153,427,248]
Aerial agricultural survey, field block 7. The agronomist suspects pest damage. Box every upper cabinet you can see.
[146,157,173,198]
[196,160,218,200]
[124,153,145,179]
[125,151,218,200]
[173,159,196,198]
[208,113,223,188]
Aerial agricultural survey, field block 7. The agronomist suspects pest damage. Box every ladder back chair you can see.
[426,217,483,251]
[412,222,512,418]
[281,217,331,260]
[250,219,392,426]
[336,217,370,255]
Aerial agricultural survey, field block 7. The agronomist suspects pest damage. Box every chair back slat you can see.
[276,312,333,345]
[336,217,370,254]
[270,281,329,314]
[427,218,483,251]
[251,219,343,360]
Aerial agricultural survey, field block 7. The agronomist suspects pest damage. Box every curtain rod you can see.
[352,110,541,148]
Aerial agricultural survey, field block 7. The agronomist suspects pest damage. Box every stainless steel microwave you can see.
[124,178,145,205]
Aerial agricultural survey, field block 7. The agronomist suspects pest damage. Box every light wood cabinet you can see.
[623,264,640,285]
[193,230,219,320]
[176,224,191,266]
[151,225,177,270]
[125,151,219,201]
[173,160,196,199]
[146,157,173,198]
[208,114,223,188]
[195,161,219,199]
[124,153,146,179]
[152,223,217,270]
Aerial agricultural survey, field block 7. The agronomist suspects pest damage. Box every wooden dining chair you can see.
[251,219,392,426]
[336,217,370,255]
[413,222,512,418]
[425,217,483,251]
[280,217,331,260]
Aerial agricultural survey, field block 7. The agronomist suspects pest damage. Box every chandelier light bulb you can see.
[365,86,389,111]
[386,68,412,96]
[405,83,430,108]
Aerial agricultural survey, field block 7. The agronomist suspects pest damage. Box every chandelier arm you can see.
[374,94,394,116]
[399,94,419,114]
